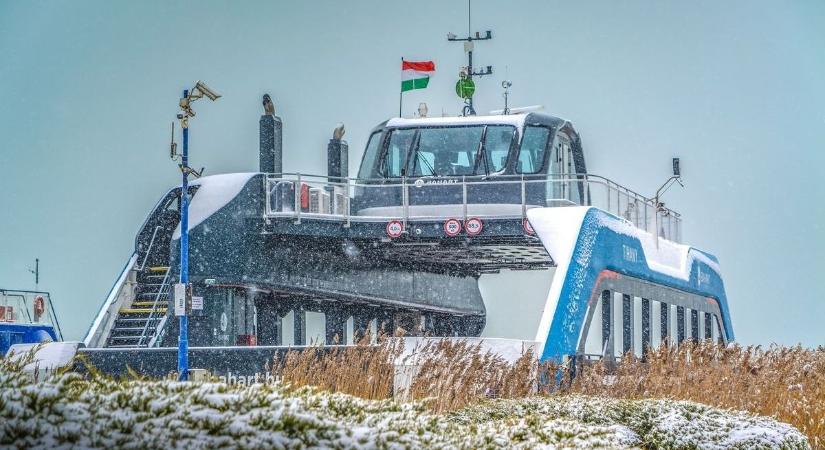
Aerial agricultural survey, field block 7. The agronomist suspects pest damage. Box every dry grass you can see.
[404,339,536,411]
[272,334,401,399]
[565,341,825,449]
[270,337,823,447]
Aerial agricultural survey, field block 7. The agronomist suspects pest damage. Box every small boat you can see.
[1,289,63,355]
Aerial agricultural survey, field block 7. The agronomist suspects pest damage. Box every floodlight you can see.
[672,158,681,177]
[417,103,428,118]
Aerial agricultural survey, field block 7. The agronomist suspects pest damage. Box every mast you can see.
[447,0,493,115]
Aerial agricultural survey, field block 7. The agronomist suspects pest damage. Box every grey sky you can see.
[1,1,823,345]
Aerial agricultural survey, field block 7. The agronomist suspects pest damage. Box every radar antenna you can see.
[447,0,493,116]
[501,80,512,115]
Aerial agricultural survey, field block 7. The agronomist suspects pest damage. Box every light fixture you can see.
[192,80,221,101]
[417,103,428,118]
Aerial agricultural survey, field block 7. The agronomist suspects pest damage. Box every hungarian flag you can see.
[401,60,435,92]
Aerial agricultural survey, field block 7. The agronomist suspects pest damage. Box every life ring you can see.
[33,295,46,318]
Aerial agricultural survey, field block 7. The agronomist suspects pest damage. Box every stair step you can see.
[110,335,143,341]
[120,307,167,314]
[116,317,162,323]
[107,344,140,348]
[112,326,152,332]
[131,303,160,309]
[147,266,170,273]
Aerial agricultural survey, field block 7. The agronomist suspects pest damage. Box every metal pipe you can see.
[178,89,190,381]
[402,176,409,231]
[344,180,351,228]
[295,173,301,224]
[462,176,468,222]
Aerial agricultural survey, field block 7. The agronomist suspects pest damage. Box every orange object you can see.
[33,295,45,319]
[300,183,310,210]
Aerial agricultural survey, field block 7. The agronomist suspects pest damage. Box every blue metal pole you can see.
[178,89,190,381]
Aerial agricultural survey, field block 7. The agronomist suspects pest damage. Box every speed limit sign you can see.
[443,218,462,237]
[464,217,483,236]
[386,220,404,238]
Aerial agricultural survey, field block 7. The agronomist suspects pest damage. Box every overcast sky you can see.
[1,1,823,346]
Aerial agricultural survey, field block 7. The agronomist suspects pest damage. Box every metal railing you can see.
[135,267,172,347]
[0,289,64,340]
[137,226,163,271]
[263,173,683,243]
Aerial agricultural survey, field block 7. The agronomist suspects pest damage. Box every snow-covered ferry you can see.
[75,105,733,376]
[1,289,63,354]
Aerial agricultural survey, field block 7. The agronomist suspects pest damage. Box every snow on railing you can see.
[263,173,683,243]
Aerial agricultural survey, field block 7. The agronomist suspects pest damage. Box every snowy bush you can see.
[0,354,809,450]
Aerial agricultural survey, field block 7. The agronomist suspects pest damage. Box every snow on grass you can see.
[0,360,809,449]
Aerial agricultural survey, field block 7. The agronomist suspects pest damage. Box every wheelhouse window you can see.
[482,125,515,173]
[414,126,484,176]
[381,129,415,177]
[373,125,517,178]
[357,132,382,179]
[517,126,550,174]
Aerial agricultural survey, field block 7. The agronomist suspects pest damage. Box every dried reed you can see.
[272,333,400,399]
[564,341,825,448]
[270,337,823,447]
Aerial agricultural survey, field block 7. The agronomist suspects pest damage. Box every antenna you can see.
[447,0,493,115]
[170,122,179,160]
[28,258,39,291]
[652,157,685,249]
[501,80,512,114]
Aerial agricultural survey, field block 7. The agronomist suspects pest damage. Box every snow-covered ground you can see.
[0,362,809,449]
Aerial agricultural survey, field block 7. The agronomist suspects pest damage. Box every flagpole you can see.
[399,57,403,117]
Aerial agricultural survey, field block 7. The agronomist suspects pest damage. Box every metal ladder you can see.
[106,265,171,348]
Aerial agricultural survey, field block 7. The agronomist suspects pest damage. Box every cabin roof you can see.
[385,112,567,130]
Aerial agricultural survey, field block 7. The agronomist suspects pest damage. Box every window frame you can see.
[357,131,384,180]
[516,125,552,174]
[377,124,517,178]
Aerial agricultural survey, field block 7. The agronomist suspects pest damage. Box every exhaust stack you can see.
[259,94,282,174]
[327,123,348,182]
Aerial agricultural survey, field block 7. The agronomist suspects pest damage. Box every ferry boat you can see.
[75,105,733,376]
[1,289,63,355]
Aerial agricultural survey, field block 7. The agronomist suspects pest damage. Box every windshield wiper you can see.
[475,127,491,176]
[411,140,437,177]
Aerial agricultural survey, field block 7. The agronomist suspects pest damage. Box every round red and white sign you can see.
[523,217,535,235]
[443,218,462,237]
[464,217,483,236]
[386,220,404,238]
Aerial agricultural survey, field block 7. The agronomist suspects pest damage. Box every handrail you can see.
[137,226,163,271]
[147,315,169,347]
[262,172,683,242]
[136,267,171,347]
[263,172,677,214]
